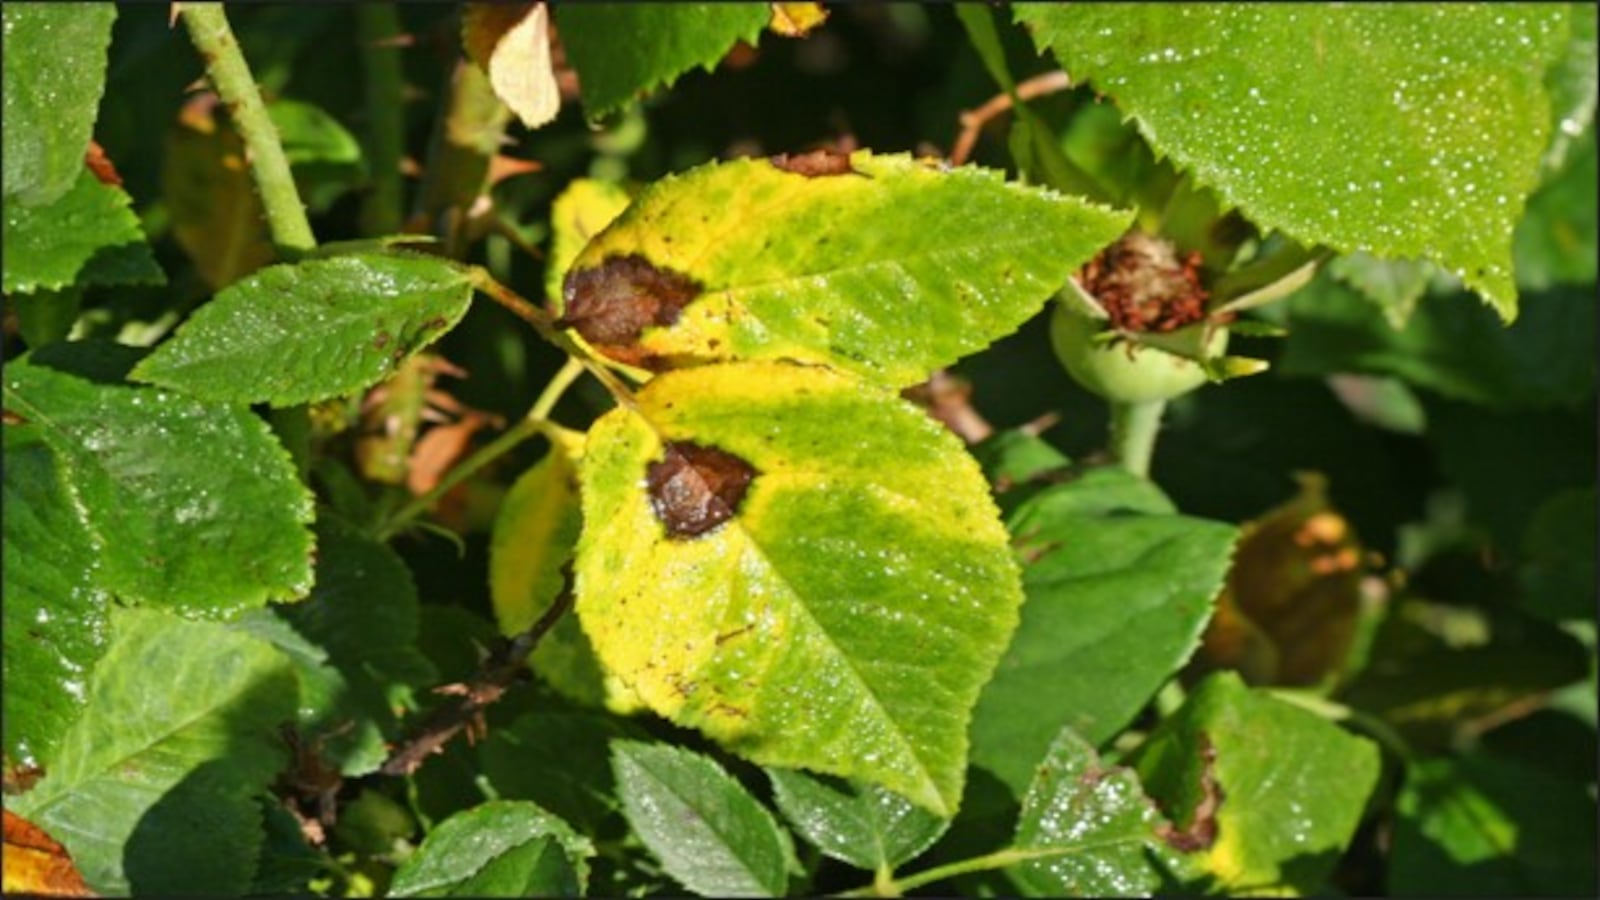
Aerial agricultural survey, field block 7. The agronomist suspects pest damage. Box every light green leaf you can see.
[970,466,1236,797]
[1326,252,1436,329]
[1016,4,1571,319]
[2,433,110,769]
[1283,271,1595,411]
[1389,751,1598,896]
[3,168,164,294]
[1514,129,1597,292]
[612,740,796,897]
[554,3,771,119]
[2,3,116,205]
[269,98,367,213]
[389,800,593,898]
[560,151,1131,387]
[3,353,315,614]
[545,177,633,307]
[1009,726,1178,897]
[10,608,297,896]
[766,769,949,873]
[130,253,476,406]
[1541,3,1597,175]
[1130,672,1381,894]
[576,362,1023,816]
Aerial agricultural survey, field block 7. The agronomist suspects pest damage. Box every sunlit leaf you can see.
[2,3,116,205]
[576,362,1022,816]
[390,800,592,898]
[766,769,948,872]
[2,169,163,295]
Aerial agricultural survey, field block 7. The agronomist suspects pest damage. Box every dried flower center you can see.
[1077,231,1209,333]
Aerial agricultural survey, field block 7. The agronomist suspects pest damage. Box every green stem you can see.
[358,3,406,236]
[375,358,586,540]
[180,3,315,256]
[842,848,1035,897]
[1108,398,1166,478]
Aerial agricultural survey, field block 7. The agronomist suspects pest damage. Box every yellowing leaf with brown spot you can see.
[463,2,561,130]
[575,361,1023,816]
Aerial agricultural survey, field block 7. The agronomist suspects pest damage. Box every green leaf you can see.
[1015,4,1572,318]
[258,519,436,776]
[2,433,110,769]
[1008,727,1178,897]
[612,740,796,897]
[1390,751,1598,896]
[1326,252,1436,329]
[1514,129,1597,292]
[3,168,164,294]
[2,3,116,205]
[130,253,476,406]
[1519,486,1597,623]
[1541,3,1597,175]
[3,354,315,614]
[1130,672,1381,894]
[554,3,771,119]
[268,98,368,214]
[970,468,1237,797]
[389,800,593,898]
[546,178,633,307]
[560,151,1131,387]
[576,362,1023,816]
[1282,272,1595,411]
[479,710,645,833]
[10,608,297,896]
[766,769,949,873]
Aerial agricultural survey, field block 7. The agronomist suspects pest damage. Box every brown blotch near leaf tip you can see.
[647,441,758,539]
[559,254,703,348]
[1156,732,1225,853]
[770,148,858,178]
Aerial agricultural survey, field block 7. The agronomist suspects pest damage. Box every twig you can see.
[949,70,1073,166]
[358,3,407,236]
[379,583,574,776]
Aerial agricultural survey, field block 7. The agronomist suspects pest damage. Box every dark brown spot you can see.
[646,441,757,539]
[1156,732,1225,853]
[373,332,391,351]
[770,148,858,178]
[421,316,448,331]
[559,254,703,351]
[2,410,27,426]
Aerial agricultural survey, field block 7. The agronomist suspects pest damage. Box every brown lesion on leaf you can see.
[647,440,758,539]
[1156,732,1225,853]
[769,148,860,178]
[558,254,703,361]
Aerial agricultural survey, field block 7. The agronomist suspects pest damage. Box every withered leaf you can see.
[559,253,703,348]
[646,441,757,539]
[769,148,858,178]
[2,809,94,897]
[461,2,561,129]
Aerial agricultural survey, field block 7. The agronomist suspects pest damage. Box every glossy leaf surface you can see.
[10,609,296,895]
[1016,3,1571,318]
[2,3,116,205]
[390,800,591,898]
[612,741,795,897]
[132,254,474,406]
[577,362,1022,816]
[3,169,163,295]
[561,151,1130,386]
[767,769,949,872]
[970,465,1236,797]
[3,355,315,614]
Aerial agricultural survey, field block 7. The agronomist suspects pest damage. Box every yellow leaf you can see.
[769,3,828,38]
[462,2,560,130]
[2,810,94,897]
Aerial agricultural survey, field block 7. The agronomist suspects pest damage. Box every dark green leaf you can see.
[2,433,110,769]
[251,799,326,895]
[1519,487,1597,623]
[479,710,644,833]
[130,253,476,406]
[1283,273,1596,411]
[389,800,592,898]
[2,3,117,205]
[10,608,297,896]
[1009,727,1176,897]
[555,3,771,119]
[3,168,164,294]
[970,468,1236,797]
[1016,4,1571,318]
[1515,129,1597,292]
[1390,751,1598,896]
[612,740,796,897]
[3,355,315,614]
[1131,672,1381,894]
[767,769,949,873]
